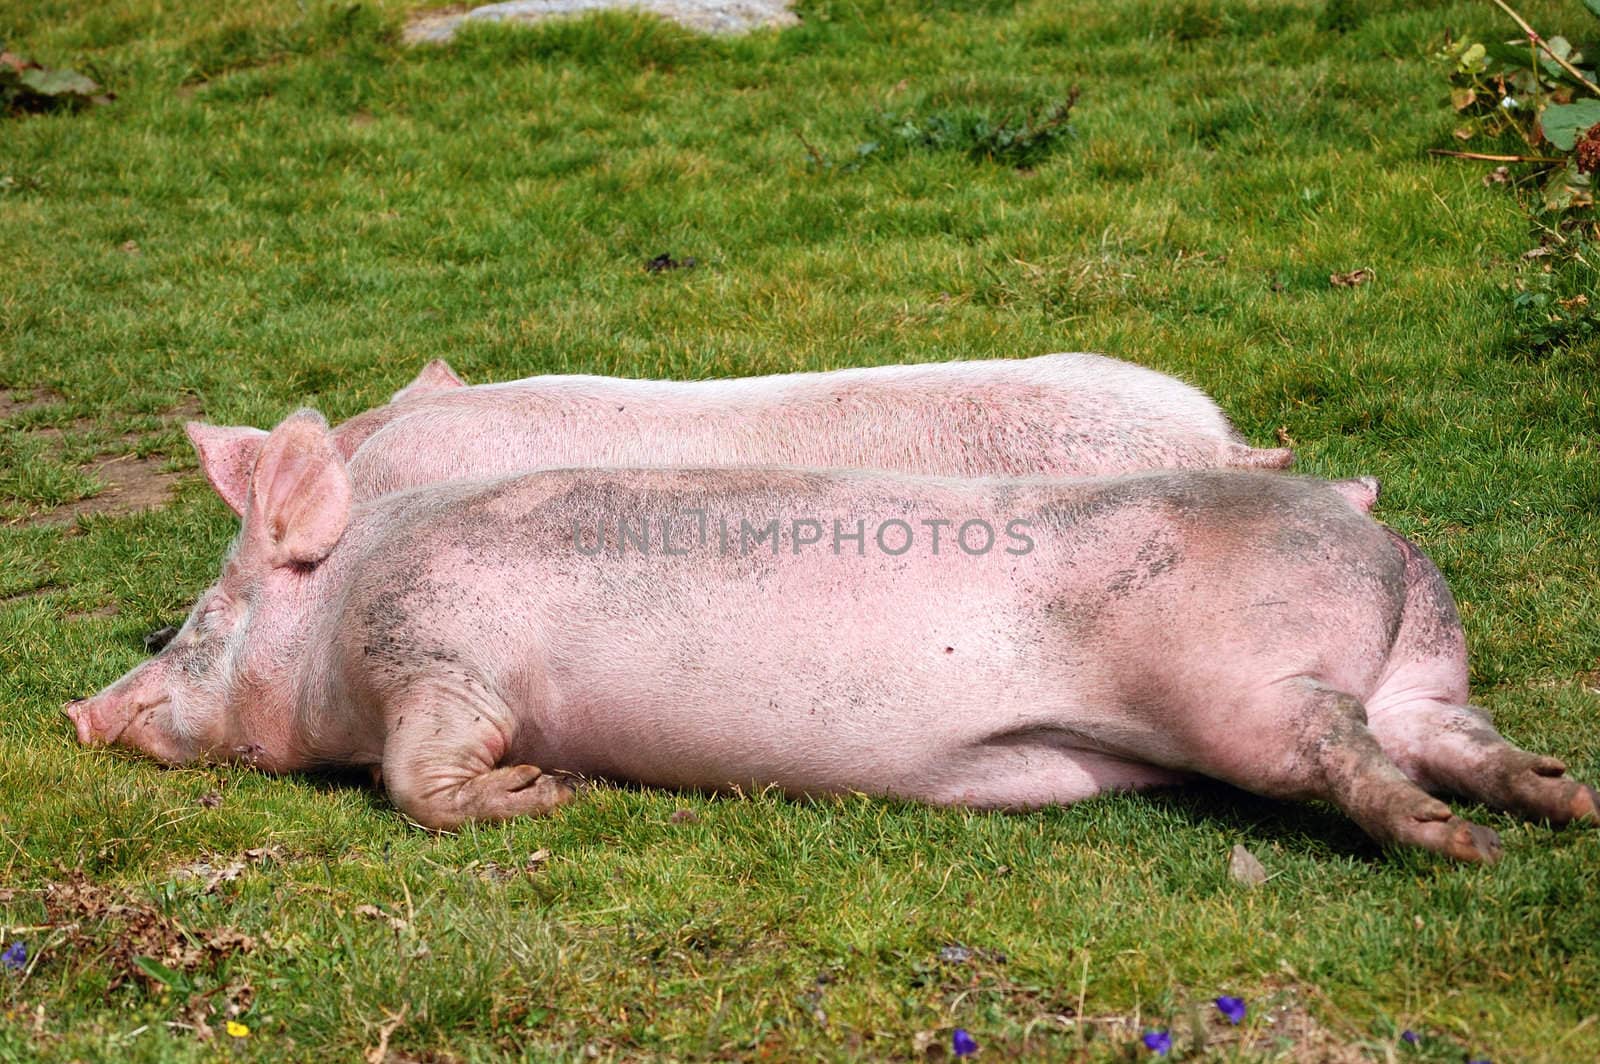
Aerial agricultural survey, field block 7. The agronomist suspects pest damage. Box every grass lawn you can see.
[3,0,1599,1059]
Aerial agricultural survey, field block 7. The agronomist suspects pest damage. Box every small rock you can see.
[1229,843,1268,887]
[938,944,973,964]
[403,1,800,46]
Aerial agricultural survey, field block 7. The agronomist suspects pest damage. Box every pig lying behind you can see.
[69,412,1595,862]
[185,354,1294,513]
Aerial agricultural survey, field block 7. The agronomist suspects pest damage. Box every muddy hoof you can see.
[1569,784,1599,825]
[1443,818,1503,864]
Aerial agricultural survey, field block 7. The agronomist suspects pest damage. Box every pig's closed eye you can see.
[143,625,179,653]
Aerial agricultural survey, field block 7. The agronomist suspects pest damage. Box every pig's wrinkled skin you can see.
[69,413,1596,862]
[185,354,1294,513]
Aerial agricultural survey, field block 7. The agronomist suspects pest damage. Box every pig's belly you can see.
[522,589,1185,806]
[537,701,1186,808]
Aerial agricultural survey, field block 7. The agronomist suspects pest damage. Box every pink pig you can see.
[183,354,1294,513]
[68,412,1596,862]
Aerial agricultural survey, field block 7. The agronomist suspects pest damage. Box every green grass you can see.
[3,0,1599,1059]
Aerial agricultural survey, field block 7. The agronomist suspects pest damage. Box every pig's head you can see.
[66,410,352,770]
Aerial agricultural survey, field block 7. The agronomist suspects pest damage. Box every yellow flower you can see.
[226,1020,251,1038]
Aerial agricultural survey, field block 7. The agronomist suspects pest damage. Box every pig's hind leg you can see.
[1210,677,1503,862]
[1362,529,1598,826]
[1367,700,1599,827]
[381,690,575,831]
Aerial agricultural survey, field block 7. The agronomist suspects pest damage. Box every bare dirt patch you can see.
[0,389,61,417]
[3,394,197,526]
[20,453,182,527]
[65,603,119,620]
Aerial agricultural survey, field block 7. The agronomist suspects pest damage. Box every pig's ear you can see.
[244,410,352,568]
[186,423,268,517]
[391,359,466,403]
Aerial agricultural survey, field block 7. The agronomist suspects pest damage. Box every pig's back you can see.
[343,354,1249,497]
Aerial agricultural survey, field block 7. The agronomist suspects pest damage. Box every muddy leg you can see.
[1228,679,1502,862]
[1368,701,1599,826]
[381,691,575,831]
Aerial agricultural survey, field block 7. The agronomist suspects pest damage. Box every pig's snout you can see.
[65,692,162,747]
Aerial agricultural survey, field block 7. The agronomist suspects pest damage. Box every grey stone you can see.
[1228,843,1269,887]
[404,0,798,44]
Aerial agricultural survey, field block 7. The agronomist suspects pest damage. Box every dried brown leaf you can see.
[1329,268,1374,288]
[41,873,255,990]
[364,1003,410,1064]
[355,904,409,933]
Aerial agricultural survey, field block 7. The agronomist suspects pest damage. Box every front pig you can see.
[71,411,1596,862]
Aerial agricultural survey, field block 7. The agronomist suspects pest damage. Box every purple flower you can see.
[1400,1029,1419,1045]
[1141,1029,1172,1056]
[952,1028,978,1057]
[1,941,25,972]
[1214,995,1246,1025]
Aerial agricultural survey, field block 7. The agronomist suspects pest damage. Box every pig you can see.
[68,411,1596,862]
[183,353,1295,514]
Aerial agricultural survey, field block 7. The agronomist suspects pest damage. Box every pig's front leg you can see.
[380,688,575,831]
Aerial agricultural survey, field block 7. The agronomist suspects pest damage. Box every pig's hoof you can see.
[462,764,576,823]
[1421,815,1502,864]
[1569,784,1599,825]
[1394,802,1502,863]
[1503,760,1599,826]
